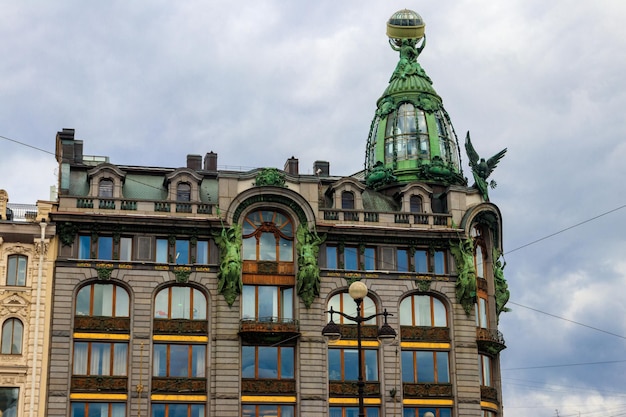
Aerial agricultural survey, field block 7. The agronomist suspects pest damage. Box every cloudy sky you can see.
[2,1,626,416]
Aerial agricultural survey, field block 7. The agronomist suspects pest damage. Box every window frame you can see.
[6,254,27,286]
[72,340,128,376]
[0,387,19,416]
[401,350,450,384]
[241,285,293,322]
[151,403,205,417]
[241,345,295,380]
[154,286,207,320]
[152,343,206,378]
[328,347,379,382]
[98,178,114,198]
[1,318,23,355]
[75,283,130,318]
[242,209,294,263]
[242,404,295,417]
[399,294,448,327]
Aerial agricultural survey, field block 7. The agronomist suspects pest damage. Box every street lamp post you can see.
[322,281,397,417]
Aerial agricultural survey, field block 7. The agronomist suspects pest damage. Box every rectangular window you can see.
[380,247,396,271]
[137,236,152,261]
[364,247,376,270]
[73,341,128,376]
[156,238,169,263]
[330,407,379,417]
[434,250,447,274]
[397,249,409,272]
[153,344,206,378]
[242,285,294,322]
[151,403,204,417]
[97,236,113,260]
[344,246,358,270]
[175,239,190,264]
[328,348,378,382]
[414,250,428,273]
[78,235,91,259]
[476,297,488,328]
[242,345,294,379]
[119,237,132,261]
[403,408,451,417]
[401,350,449,383]
[7,255,27,286]
[326,246,338,269]
[0,387,18,416]
[479,354,492,386]
[196,240,209,264]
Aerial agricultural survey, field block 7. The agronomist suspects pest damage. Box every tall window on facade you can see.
[1,318,23,354]
[0,387,19,417]
[98,178,114,198]
[75,283,130,318]
[242,285,293,322]
[6,254,27,286]
[176,182,191,201]
[241,345,295,379]
[154,286,207,320]
[479,354,493,387]
[242,210,293,262]
[435,110,460,170]
[73,341,128,376]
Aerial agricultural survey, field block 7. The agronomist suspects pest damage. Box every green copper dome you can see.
[365,10,465,188]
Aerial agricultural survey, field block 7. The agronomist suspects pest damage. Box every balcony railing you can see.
[477,327,506,355]
[321,209,452,228]
[64,197,217,217]
[239,317,300,344]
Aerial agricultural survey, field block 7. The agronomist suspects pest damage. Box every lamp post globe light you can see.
[322,281,397,417]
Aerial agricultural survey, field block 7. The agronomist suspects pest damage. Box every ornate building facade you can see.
[45,10,509,417]
[0,190,56,417]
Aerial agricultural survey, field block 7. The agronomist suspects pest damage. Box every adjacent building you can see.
[45,9,510,417]
[0,190,56,417]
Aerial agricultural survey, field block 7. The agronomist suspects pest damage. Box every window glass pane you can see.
[177,183,191,201]
[342,192,355,209]
[401,350,414,382]
[416,351,435,382]
[397,249,408,272]
[281,406,294,417]
[344,247,358,270]
[193,289,207,320]
[119,237,132,261]
[433,298,447,327]
[71,403,86,417]
[7,255,27,286]
[258,286,277,320]
[326,246,338,269]
[155,289,169,318]
[344,349,358,380]
[415,295,431,326]
[364,350,378,381]
[171,287,190,319]
[402,409,416,417]
[176,240,190,264]
[152,345,166,377]
[259,232,276,261]
[381,247,395,270]
[281,287,293,321]
[257,346,277,378]
[76,286,91,316]
[242,346,255,378]
[328,349,341,380]
[437,352,450,383]
[98,237,113,260]
[242,286,255,320]
[93,284,113,316]
[115,287,130,317]
[99,179,114,197]
[156,239,168,263]
[190,405,204,417]
[361,297,376,324]
[434,251,446,274]
[151,404,165,417]
[279,237,293,262]
[169,345,189,377]
[192,345,206,377]
[73,342,88,374]
[281,346,294,379]
[196,241,209,264]
[399,297,413,326]
[414,250,428,273]
[243,237,256,260]
[364,247,375,270]
[475,245,484,277]
[90,342,111,375]
[79,235,91,259]
[113,343,128,376]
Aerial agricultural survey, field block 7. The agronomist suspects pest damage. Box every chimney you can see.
[284,156,299,175]
[313,160,329,177]
[204,152,217,171]
[187,154,202,170]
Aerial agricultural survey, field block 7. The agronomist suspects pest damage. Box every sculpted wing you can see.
[485,148,507,177]
[464,131,479,169]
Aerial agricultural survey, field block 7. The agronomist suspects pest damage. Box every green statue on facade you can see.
[296,224,325,308]
[493,249,511,320]
[450,238,477,315]
[215,223,243,306]
[465,132,507,201]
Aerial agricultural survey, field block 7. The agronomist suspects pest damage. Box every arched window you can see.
[400,294,447,327]
[327,292,377,325]
[75,283,130,317]
[1,318,23,354]
[154,286,207,320]
[409,195,423,213]
[98,178,114,198]
[6,254,27,286]
[385,103,429,164]
[242,209,294,262]
[176,182,191,201]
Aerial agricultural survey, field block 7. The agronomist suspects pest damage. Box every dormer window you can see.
[341,191,355,210]
[409,195,423,213]
[176,183,191,202]
[98,179,114,198]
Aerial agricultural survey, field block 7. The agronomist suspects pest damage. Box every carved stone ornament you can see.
[34,239,49,257]
[3,244,33,256]
[0,293,29,319]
